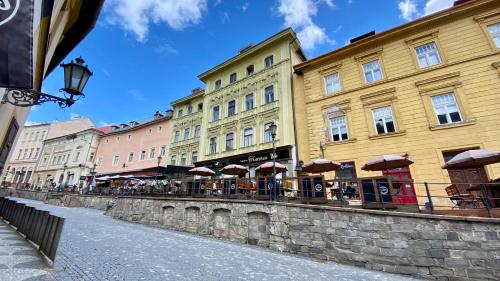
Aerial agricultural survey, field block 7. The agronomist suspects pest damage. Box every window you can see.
[42,157,47,165]
[372,106,396,134]
[230,72,237,84]
[209,137,217,154]
[228,100,236,116]
[34,148,40,159]
[212,106,220,121]
[17,149,22,159]
[147,128,152,135]
[181,154,187,166]
[128,134,132,140]
[28,148,33,159]
[243,128,253,147]
[174,131,180,142]
[246,65,254,76]
[192,151,198,163]
[105,139,109,144]
[226,133,234,150]
[149,147,155,159]
[41,131,46,140]
[187,105,193,114]
[112,155,120,166]
[194,125,201,138]
[264,86,275,104]
[487,22,500,48]
[198,103,203,112]
[116,136,120,142]
[363,60,383,83]
[23,150,28,159]
[324,73,341,94]
[415,42,441,68]
[431,93,462,125]
[140,150,146,160]
[35,132,39,141]
[89,152,95,162]
[264,55,274,68]
[215,80,222,90]
[74,151,80,162]
[158,125,163,132]
[184,128,190,140]
[264,123,274,143]
[245,93,254,110]
[329,116,349,141]
[171,155,176,165]
[128,152,134,162]
[178,109,183,118]
[160,145,166,156]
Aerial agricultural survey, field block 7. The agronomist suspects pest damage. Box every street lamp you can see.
[2,57,93,108]
[269,123,278,201]
[155,156,162,193]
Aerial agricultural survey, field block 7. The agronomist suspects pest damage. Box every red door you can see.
[382,167,417,204]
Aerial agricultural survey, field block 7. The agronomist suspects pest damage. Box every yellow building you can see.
[195,29,306,175]
[294,0,500,204]
[0,1,104,174]
[168,88,205,166]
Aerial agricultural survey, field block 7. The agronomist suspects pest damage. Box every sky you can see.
[27,0,456,127]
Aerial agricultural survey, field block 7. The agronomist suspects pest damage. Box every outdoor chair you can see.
[445,184,481,209]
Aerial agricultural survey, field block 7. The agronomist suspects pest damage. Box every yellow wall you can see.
[297,1,500,204]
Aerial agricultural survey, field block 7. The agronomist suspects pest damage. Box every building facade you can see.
[33,128,103,190]
[169,89,204,167]
[294,0,500,203]
[194,29,306,176]
[2,123,50,187]
[94,111,173,176]
[0,1,104,174]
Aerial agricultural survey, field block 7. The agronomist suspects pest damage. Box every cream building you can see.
[33,127,103,190]
[194,28,306,176]
[168,88,205,166]
[2,123,50,187]
[0,1,103,175]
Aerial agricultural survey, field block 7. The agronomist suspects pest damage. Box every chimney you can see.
[453,0,472,6]
[154,111,165,119]
[129,121,138,127]
[191,87,203,95]
[120,123,129,129]
[350,31,375,44]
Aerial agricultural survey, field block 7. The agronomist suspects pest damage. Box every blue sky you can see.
[28,0,455,127]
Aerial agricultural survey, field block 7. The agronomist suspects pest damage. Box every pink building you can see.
[94,111,173,176]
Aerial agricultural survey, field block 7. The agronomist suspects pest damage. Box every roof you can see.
[103,113,173,136]
[96,126,113,134]
[198,28,305,81]
[170,89,205,106]
[44,127,104,142]
[294,0,489,72]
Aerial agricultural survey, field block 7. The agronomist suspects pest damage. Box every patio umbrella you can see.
[96,176,110,181]
[442,149,500,169]
[255,162,287,174]
[361,154,414,171]
[302,159,341,173]
[187,167,216,177]
[221,164,249,176]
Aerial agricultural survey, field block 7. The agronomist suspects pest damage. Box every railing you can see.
[0,197,65,263]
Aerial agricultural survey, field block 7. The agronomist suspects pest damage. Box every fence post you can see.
[339,186,344,208]
[424,182,434,215]
[480,184,492,218]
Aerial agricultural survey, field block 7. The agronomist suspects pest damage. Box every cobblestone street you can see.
[9,198,417,281]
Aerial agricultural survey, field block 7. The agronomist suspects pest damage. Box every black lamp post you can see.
[2,57,93,108]
[155,156,162,192]
[269,123,278,201]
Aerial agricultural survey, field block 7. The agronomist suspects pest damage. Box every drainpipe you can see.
[288,38,302,175]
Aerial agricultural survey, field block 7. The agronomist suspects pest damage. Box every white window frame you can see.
[372,106,397,135]
[140,150,146,161]
[431,93,463,125]
[149,147,155,159]
[212,106,220,121]
[180,154,187,166]
[415,42,441,68]
[362,60,383,84]
[245,93,254,110]
[324,72,341,94]
[184,128,190,140]
[226,133,234,151]
[209,137,217,154]
[160,145,166,156]
[194,125,201,138]
[171,155,177,165]
[128,152,134,163]
[192,151,198,163]
[264,85,275,104]
[329,115,349,142]
[228,100,236,116]
[174,131,180,142]
[264,123,273,143]
[487,22,500,48]
[112,155,120,166]
[243,128,253,147]
[264,55,274,68]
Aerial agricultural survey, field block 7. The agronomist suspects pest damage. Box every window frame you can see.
[215,80,222,90]
[324,72,341,95]
[246,65,254,76]
[127,152,134,163]
[191,151,198,163]
[264,55,274,68]
[264,85,275,104]
[431,93,463,125]
[371,106,397,135]
[487,22,500,49]
[209,137,217,154]
[414,42,442,68]
[212,106,220,121]
[245,93,254,111]
[149,147,156,159]
[229,72,237,84]
[112,154,120,166]
[194,125,201,138]
[174,131,180,142]
[329,115,349,142]
[140,150,146,161]
[243,128,253,147]
[362,59,384,84]
[226,132,234,151]
[227,100,236,116]
[184,127,190,140]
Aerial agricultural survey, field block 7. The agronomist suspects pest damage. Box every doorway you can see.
[382,167,417,204]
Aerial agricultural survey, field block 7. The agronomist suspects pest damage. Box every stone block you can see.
[466,268,496,280]
[430,266,454,277]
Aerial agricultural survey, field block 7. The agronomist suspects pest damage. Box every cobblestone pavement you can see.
[10,198,418,281]
[0,221,55,281]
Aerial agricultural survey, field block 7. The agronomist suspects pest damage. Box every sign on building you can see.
[0,0,33,89]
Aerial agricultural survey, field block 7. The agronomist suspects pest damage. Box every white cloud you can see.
[277,0,335,51]
[322,0,335,8]
[398,0,418,21]
[155,43,179,56]
[102,69,111,77]
[347,0,353,4]
[25,121,41,126]
[129,89,144,101]
[30,105,39,112]
[241,2,249,12]
[106,0,208,42]
[221,11,230,24]
[69,113,82,120]
[424,0,454,15]
[99,121,114,127]
[214,0,221,6]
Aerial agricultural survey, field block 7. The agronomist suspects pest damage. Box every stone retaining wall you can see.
[107,197,500,281]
